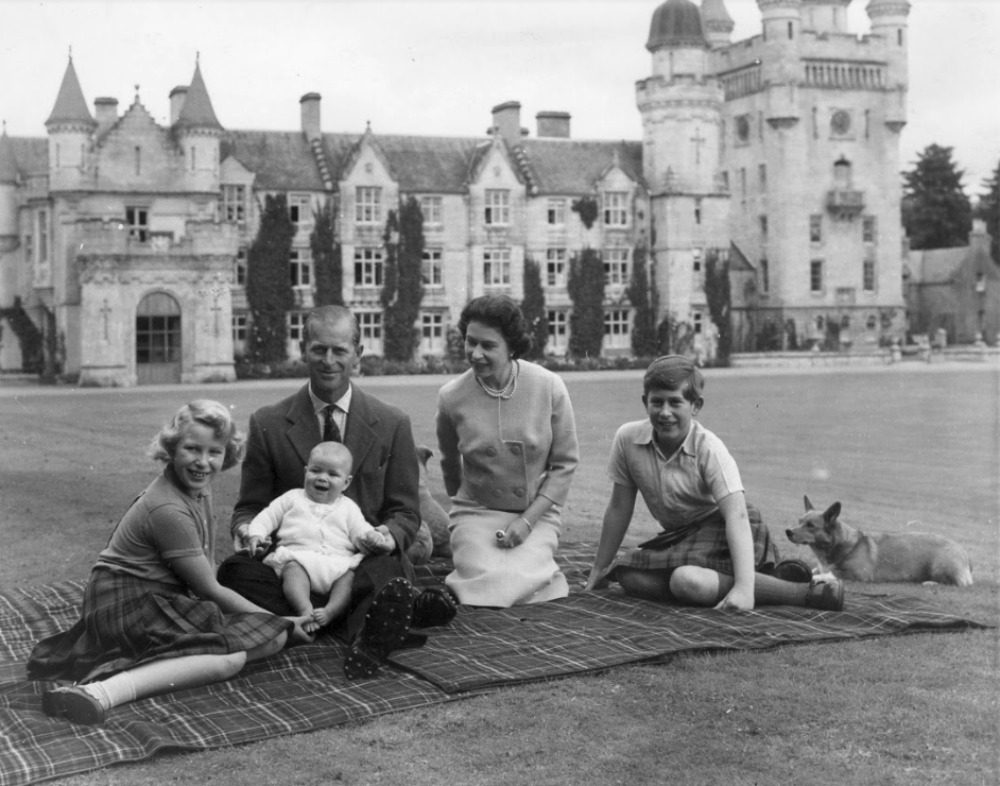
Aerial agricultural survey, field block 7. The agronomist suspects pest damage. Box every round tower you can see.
[867,0,911,88]
[800,0,851,34]
[701,0,735,50]
[173,58,223,194]
[0,128,18,241]
[45,56,96,192]
[757,0,802,45]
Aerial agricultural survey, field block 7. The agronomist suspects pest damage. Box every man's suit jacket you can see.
[231,383,421,553]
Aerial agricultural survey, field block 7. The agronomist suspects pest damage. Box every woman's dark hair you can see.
[457,295,533,359]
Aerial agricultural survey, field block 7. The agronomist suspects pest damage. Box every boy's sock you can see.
[715,572,809,606]
[82,670,137,710]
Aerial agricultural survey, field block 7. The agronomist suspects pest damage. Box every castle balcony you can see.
[825,189,865,219]
[75,219,239,260]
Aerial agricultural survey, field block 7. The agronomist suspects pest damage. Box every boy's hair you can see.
[642,355,705,402]
[148,399,246,470]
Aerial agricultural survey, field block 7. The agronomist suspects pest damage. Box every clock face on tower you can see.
[831,110,852,136]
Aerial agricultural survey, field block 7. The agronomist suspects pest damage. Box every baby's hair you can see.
[310,440,354,470]
[642,355,705,403]
[148,399,246,470]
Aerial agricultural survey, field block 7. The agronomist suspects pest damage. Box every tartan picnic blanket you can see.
[0,544,990,786]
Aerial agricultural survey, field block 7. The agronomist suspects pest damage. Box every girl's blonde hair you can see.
[148,399,246,470]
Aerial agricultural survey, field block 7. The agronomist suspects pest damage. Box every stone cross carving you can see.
[100,299,111,341]
[690,127,707,165]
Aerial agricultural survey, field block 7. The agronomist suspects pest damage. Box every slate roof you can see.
[174,62,223,131]
[907,247,968,284]
[45,58,96,127]
[0,133,18,184]
[517,138,645,194]
[5,137,47,178]
[221,131,327,191]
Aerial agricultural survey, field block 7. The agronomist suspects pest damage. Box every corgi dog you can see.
[786,496,973,586]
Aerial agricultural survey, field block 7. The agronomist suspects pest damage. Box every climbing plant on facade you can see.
[626,242,659,357]
[380,196,425,361]
[520,256,548,359]
[567,247,605,358]
[571,196,599,230]
[310,197,343,306]
[246,193,295,363]
[704,248,732,365]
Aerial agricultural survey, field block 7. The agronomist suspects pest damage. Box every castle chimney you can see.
[300,93,322,141]
[169,86,188,125]
[94,97,118,133]
[536,111,571,138]
[491,101,524,146]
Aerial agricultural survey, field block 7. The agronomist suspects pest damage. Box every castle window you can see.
[420,311,446,353]
[290,248,312,288]
[232,314,248,350]
[24,234,33,264]
[37,210,49,262]
[547,198,567,226]
[234,248,247,287]
[760,215,768,240]
[866,315,878,331]
[190,146,197,171]
[420,195,442,226]
[694,198,702,225]
[863,258,876,292]
[604,248,629,287]
[354,187,381,224]
[862,216,877,244]
[221,185,246,227]
[287,312,307,346]
[810,259,824,293]
[422,248,443,287]
[692,311,703,334]
[759,164,767,191]
[546,248,567,287]
[603,309,631,348]
[603,192,629,227]
[126,207,148,242]
[547,309,569,351]
[484,189,510,225]
[288,194,314,229]
[354,247,384,287]
[692,247,703,273]
[809,214,823,244]
[357,311,382,343]
[483,247,511,286]
[135,146,141,175]
[788,21,794,40]
[760,257,769,293]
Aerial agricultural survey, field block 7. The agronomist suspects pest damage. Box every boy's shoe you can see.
[343,578,417,680]
[42,685,106,725]
[411,587,457,628]
[773,559,815,584]
[805,578,845,612]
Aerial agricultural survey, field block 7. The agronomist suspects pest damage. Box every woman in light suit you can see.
[436,295,579,607]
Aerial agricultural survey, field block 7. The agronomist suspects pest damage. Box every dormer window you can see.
[355,188,381,224]
[484,190,510,225]
[603,191,628,227]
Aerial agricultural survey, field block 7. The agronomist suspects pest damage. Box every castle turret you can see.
[701,0,735,50]
[868,0,910,131]
[45,55,96,191]
[756,0,802,125]
[172,58,223,192]
[0,127,20,308]
[800,0,851,34]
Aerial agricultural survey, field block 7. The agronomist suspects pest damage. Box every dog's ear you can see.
[803,495,814,511]
[822,502,841,523]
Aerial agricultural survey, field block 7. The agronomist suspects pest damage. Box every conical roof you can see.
[45,57,96,127]
[646,0,707,51]
[701,0,735,31]
[0,129,19,184]
[174,60,223,131]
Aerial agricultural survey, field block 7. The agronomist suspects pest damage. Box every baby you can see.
[244,441,387,632]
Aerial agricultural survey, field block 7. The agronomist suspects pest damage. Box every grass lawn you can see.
[1,363,997,785]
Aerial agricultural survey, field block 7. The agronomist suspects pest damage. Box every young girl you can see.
[28,400,310,725]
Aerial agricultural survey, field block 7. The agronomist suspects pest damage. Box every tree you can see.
[380,197,425,361]
[520,256,548,360]
[567,247,605,358]
[977,158,1000,263]
[310,197,343,306]
[627,242,659,357]
[246,193,295,364]
[902,144,972,250]
[704,248,732,365]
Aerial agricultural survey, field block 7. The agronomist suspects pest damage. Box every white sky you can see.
[1,0,997,193]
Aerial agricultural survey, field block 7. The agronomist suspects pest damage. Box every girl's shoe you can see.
[42,685,106,725]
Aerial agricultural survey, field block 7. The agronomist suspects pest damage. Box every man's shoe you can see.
[773,559,814,584]
[42,685,106,725]
[805,578,845,612]
[343,578,416,680]
[411,587,457,628]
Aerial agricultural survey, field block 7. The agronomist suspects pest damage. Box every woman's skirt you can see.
[27,568,291,684]
[445,496,569,608]
[613,504,778,577]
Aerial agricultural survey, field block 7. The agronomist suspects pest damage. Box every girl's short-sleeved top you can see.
[607,419,743,531]
[93,465,215,588]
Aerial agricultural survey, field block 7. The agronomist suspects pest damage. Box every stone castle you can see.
[0,0,910,385]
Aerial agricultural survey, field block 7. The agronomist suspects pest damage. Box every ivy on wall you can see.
[626,242,659,357]
[380,196,425,361]
[0,297,44,373]
[704,248,732,364]
[571,197,599,230]
[520,256,548,359]
[568,247,605,358]
[246,193,295,363]
[310,197,343,307]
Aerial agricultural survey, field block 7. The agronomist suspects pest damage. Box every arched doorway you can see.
[136,292,181,385]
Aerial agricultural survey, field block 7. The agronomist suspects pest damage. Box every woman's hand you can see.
[714,584,755,612]
[496,516,533,549]
[583,564,613,591]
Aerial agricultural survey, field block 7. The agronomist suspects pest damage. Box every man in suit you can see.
[218,305,455,679]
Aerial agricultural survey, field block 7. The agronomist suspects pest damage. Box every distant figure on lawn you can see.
[584,355,846,612]
[217,305,456,680]
[29,400,307,725]
[243,441,391,634]
[436,294,579,607]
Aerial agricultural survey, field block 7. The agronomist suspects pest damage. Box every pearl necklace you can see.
[475,360,518,400]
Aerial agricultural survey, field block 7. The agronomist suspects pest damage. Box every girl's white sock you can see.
[82,670,137,710]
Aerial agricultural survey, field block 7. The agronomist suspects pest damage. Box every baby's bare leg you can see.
[312,571,355,628]
[281,561,315,617]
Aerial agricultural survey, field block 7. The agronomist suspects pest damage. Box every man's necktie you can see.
[323,405,343,443]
